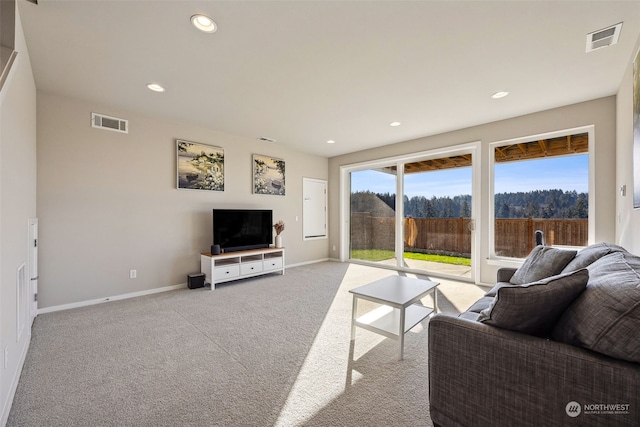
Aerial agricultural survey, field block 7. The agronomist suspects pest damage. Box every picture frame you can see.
[176,140,224,191]
[253,154,285,195]
[634,48,640,208]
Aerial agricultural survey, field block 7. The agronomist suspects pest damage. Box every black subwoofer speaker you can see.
[187,273,205,289]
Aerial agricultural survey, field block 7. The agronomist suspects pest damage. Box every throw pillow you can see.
[561,242,627,273]
[552,251,640,363]
[478,269,589,336]
[484,282,511,298]
[510,246,577,285]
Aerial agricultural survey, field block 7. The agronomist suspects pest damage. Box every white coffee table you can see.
[349,275,439,360]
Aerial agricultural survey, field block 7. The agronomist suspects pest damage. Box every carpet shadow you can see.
[7,262,353,427]
[8,261,479,427]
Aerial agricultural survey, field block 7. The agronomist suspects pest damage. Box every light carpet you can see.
[7,262,487,427]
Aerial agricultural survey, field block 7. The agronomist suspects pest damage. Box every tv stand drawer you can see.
[240,261,263,275]
[214,265,240,281]
[263,257,283,271]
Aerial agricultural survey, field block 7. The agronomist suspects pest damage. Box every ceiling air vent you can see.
[586,22,623,53]
[91,113,128,133]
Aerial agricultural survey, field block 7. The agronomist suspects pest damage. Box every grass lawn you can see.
[351,249,471,266]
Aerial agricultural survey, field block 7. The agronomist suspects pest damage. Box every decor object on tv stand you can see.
[200,247,285,290]
[274,220,285,248]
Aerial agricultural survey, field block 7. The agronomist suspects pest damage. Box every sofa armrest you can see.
[496,267,517,283]
[428,314,639,427]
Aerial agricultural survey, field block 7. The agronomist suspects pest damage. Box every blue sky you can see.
[351,155,588,198]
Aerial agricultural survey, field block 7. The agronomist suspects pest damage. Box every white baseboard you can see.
[38,283,188,314]
[286,258,330,268]
[37,258,335,315]
[1,330,30,427]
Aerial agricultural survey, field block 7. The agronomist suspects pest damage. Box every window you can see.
[491,129,591,258]
[342,142,479,281]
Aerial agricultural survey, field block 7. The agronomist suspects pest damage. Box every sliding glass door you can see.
[349,168,396,267]
[402,157,473,279]
[345,145,477,281]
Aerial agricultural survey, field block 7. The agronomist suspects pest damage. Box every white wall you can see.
[616,33,640,253]
[329,97,617,285]
[0,7,37,425]
[36,92,329,309]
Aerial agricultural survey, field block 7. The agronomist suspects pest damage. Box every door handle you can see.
[30,276,39,281]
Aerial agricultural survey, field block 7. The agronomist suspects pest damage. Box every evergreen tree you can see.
[350,189,587,220]
[460,198,471,218]
[523,202,539,218]
[499,202,510,219]
[426,198,436,218]
[574,193,588,218]
[442,197,454,218]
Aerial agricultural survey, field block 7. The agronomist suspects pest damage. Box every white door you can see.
[303,178,327,239]
[28,218,38,324]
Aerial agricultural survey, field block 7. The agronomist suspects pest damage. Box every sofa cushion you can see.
[484,282,511,298]
[561,242,627,273]
[552,251,640,363]
[458,311,481,322]
[466,296,494,313]
[478,269,588,336]
[510,246,577,285]
[496,267,517,283]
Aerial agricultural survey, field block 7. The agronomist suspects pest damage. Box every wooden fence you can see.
[350,214,588,258]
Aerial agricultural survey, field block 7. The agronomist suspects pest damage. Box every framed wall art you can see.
[176,140,224,191]
[253,154,285,195]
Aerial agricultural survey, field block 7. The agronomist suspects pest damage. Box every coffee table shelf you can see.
[349,275,439,360]
[354,304,435,339]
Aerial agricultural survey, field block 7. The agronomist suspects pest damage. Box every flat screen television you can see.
[213,209,273,253]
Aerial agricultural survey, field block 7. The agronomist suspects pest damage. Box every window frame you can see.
[488,125,595,261]
[339,141,481,281]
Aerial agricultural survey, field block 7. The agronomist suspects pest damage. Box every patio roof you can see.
[379,132,588,174]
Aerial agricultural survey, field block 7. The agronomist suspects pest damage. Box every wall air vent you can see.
[586,22,623,53]
[257,137,277,143]
[91,113,128,133]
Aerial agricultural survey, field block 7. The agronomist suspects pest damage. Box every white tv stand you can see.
[200,247,285,290]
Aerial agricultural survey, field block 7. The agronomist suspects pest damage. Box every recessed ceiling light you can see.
[390,121,401,127]
[191,14,217,33]
[327,140,336,144]
[491,91,509,99]
[146,83,165,92]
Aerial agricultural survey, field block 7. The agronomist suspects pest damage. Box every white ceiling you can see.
[17,1,640,157]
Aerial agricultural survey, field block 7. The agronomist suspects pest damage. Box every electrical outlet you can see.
[129,270,137,279]
[333,245,336,251]
[4,347,8,369]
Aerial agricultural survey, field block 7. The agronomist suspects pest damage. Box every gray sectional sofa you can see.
[428,243,640,427]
